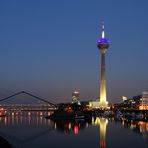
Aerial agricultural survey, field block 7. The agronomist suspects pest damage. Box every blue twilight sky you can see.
[0,0,148,103]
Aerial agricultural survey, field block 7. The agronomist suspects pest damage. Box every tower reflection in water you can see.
[92,117,108,148]
[99,118,108,148]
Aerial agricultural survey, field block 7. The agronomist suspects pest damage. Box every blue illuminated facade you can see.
[98,38,109,45]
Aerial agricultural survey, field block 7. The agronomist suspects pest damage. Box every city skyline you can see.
[0,0,148,103]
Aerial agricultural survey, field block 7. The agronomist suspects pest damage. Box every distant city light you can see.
[74,91,79,94]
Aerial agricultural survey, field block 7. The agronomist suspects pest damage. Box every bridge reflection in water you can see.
[0,111,53,126]
[0,113,54,148]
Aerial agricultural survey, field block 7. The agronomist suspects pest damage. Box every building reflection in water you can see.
[74,124,79,134]
[52,118,92,135]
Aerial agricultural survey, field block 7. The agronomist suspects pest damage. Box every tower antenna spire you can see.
[102,19,105,38]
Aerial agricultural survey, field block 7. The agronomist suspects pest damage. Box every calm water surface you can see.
[0,112,147,148]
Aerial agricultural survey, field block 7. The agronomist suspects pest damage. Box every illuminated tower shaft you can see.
[100,50,107,105]
[97,20,110,108]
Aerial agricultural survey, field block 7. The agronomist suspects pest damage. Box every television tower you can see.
[97,20,110,108]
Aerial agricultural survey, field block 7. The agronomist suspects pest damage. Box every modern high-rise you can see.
[97,20,110,108]
[72,91,81,105]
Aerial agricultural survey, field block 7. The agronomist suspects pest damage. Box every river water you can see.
[0,112,147,148]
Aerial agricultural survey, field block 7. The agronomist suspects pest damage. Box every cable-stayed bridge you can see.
[0,90,57,147]
[0,91,57,116]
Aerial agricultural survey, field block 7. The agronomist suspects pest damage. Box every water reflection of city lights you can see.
[74,125,79,135]
[68,123,71,130]
[4,117,7,125]
[130,123,136,129]
[86,122,89,128]
[28,115,31,125]
[54,123,57,129]
[138,121,148,133]
[16,116,18,125]
[40,116,43,125]
[0,108,4,111]
[20,115,22,124]
[47,119,50,125]
[122,119,125,126]
[12,115,14,125]
[28,112,31,116]
[100,140,106,148]
[95,117,100,125]
[36,116,39,125]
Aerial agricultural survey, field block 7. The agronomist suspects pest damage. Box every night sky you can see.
[0,0,148,103]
